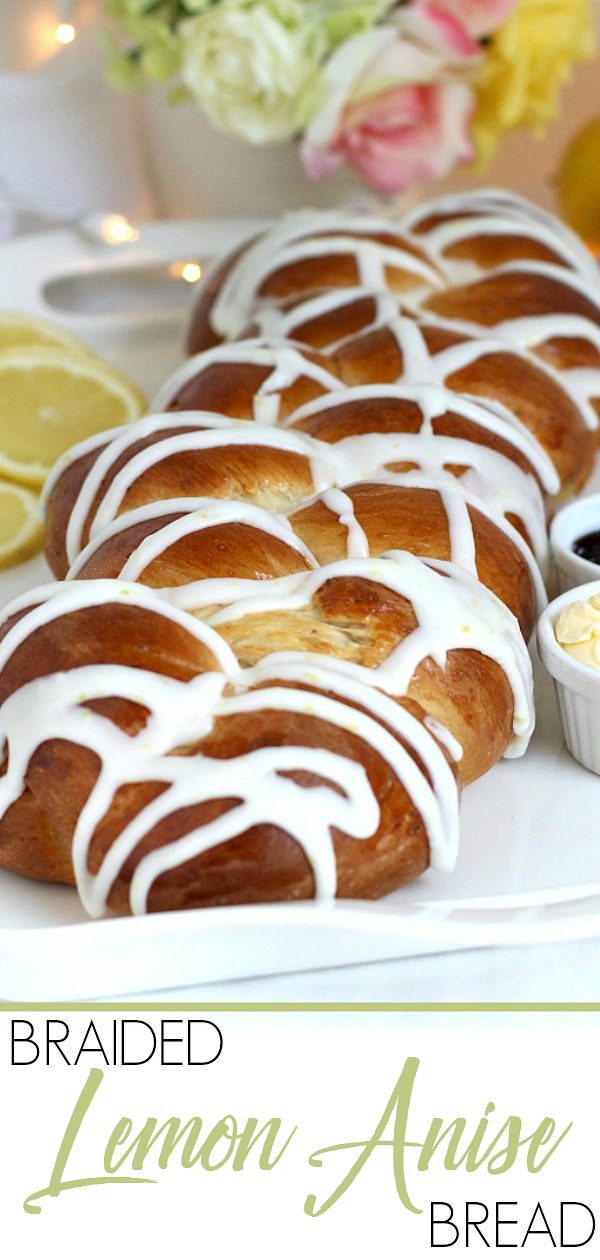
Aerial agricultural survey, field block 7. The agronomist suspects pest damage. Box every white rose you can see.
[181,0,326,144]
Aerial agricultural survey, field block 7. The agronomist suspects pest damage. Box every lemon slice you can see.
[0,480,42,569]
[0,345,146,487]
[0,310,95,355]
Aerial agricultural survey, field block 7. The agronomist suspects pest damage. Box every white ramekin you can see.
[538,579,600,775]
[550,494,600,593]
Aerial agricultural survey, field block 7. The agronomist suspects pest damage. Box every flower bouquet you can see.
[101,0,597,194]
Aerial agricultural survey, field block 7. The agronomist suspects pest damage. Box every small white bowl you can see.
[538,579,600,775]
[550,494,600,593]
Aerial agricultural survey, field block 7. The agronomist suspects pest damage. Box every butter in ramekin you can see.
[555,594,600,667]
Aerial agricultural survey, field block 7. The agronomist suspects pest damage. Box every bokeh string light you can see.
[55,0,77,46]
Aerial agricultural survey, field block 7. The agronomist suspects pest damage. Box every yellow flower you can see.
[473,0,597,165]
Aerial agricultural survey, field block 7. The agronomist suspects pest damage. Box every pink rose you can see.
[422,0,517,39]
[304,78,474,193]
[302,12,479,194]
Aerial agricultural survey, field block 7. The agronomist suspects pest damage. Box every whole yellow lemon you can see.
[556,116,600,253]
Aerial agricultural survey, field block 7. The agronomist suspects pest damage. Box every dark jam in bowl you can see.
[573,529,600,565]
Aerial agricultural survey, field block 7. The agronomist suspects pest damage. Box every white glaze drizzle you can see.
[418,299,600,362]
[58,395,549,606]
[0,572,469,915]
[232,210,600,429]
[89,428,332,550]
[133,455,545,617]
[65,438,544,604]
[418,259,600,426]
[13,194,598,923]
[41,423,130,516]
[423,714,463,763]
[53,374,552,631]
[400,188,599,281]
[412,322,600,439]
[334,431,548,561]
[249,285,599,432]
[286,382,560,493]
[62,412,337,567]
[63,412,220,570]
[461,258,600,325]
[210,210,443,339]
[291,469,546,614]
[57,381,556,584]
[399,213,596,287]
[322,472,547,606]
[250,285,395,344]
[319,488,370,558]
[207,193,597,349]
[346,305,600,437]
[0,579,239,676]
[124,468,544,619]
[203,551,534,753]
[67,497,318,582]
[150,337,343,421]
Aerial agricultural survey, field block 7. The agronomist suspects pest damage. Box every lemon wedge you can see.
[0,345,146,487]
[0,310,95,355]
[0,480,43,569]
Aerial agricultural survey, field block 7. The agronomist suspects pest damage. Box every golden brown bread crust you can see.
[71,481,537,640]
[45,424,209,578]
[158,286,599,506]
[398,189,598,277]
[236,301,594,497]
[424,267,600,331]
[408,215,578,271]
[186,239,254,353]
[244,294,382,349]
[164,348,342,420]
[212,572,515,785]
[0,599,216,700]
[289,484,537,634]
[187,219,445,352]
[2,712,434,911]
[286,394,546,495]
[45,427,318,580]
[45,440,113,580]
[256,230,437,299]
[73,515,316,584]
[3,192,598,917]
[422,269,600,434]
[422,233,569,270]
[185,203,600,463]
[0,596,454,908]
[332,328,594,496]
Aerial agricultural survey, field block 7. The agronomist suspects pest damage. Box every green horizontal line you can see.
[1,1003,600,1014]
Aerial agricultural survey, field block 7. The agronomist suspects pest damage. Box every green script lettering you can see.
[24,1069,155,1214]
[304,1059,573,1218]
[304,1056,421,1218]
[24,1068,297,1213]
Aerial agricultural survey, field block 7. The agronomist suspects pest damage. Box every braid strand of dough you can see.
[1,190,598,916]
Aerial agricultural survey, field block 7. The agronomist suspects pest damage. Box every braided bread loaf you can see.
[0,189,597,919]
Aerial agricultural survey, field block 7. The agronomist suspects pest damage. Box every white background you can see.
[1,1012,599,1257]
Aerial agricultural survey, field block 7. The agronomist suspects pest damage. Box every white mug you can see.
[0,28,156,231]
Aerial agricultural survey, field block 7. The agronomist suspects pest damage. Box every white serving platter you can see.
[1,218,600,1002]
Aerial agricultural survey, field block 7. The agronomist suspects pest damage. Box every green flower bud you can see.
[301,0,391,50]
[141,38,183,80]
[180,0,215,12]
[106,51,146,90]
